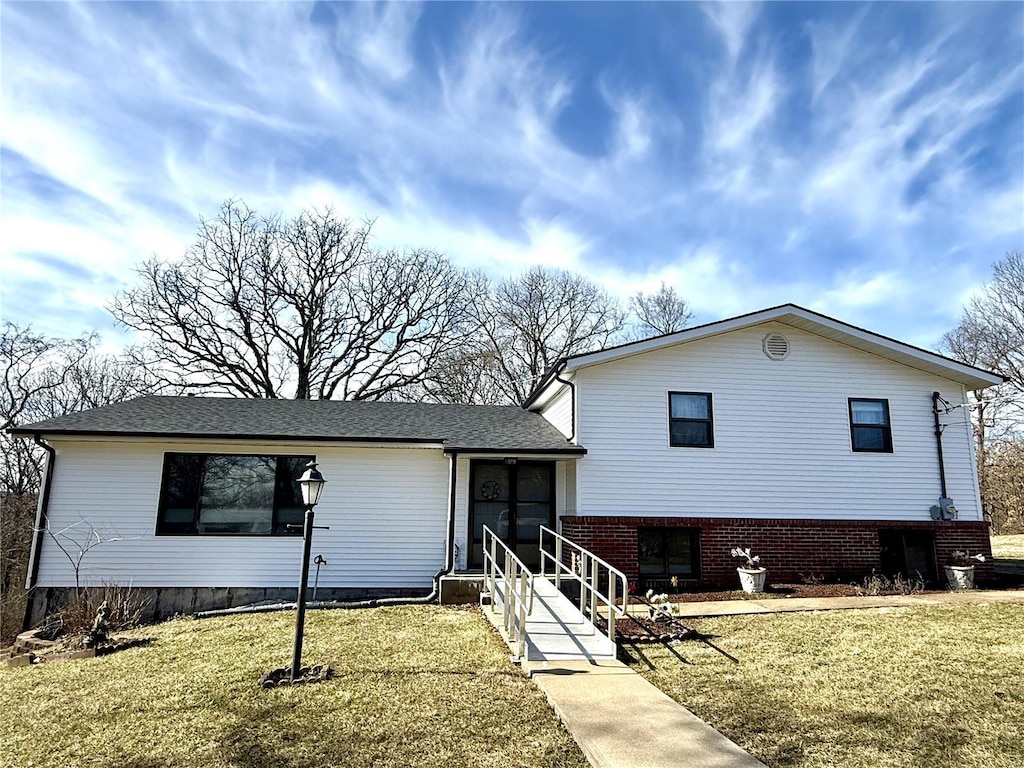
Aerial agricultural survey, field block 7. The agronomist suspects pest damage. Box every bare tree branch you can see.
[110,201,474,400]
[424,266,628,405]
[630,282,694,338]
[941,250,1024,533]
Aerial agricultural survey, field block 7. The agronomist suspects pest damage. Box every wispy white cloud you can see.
[702,1,760,65]
[1,0,1020,355]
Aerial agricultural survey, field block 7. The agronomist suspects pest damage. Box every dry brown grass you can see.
[627,602,1024,768]
[0,604,586,768]
[991,534,1024,560]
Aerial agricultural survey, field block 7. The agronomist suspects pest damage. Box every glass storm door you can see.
[469,460,554,570]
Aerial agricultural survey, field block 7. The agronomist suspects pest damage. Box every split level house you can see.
[12,304,1004,624]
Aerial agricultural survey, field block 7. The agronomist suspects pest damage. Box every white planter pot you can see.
[737,567,767,594]
[944,565,976,590]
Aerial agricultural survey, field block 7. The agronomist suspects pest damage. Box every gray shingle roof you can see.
[9,396,585,454]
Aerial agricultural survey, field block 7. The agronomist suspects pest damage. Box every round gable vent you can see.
[762,333,790,360]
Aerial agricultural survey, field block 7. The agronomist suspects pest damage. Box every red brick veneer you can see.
[558,516,993,586]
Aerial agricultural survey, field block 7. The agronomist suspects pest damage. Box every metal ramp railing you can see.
[539,525,629,643]
[481,525,535,661]
[480,525,627,661]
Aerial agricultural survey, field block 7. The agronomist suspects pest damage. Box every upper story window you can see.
[849,399,892,453]
[668,392,714,448]
[157,453,314,535]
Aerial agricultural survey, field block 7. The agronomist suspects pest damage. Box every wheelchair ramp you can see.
[491,575,616,662]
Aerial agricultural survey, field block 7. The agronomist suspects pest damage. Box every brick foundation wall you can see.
[559,516,993,587]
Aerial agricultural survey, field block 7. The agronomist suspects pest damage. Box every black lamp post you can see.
[291,460,326,680]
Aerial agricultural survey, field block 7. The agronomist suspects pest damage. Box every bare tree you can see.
[111,201,474,400]
[1,325,157,641]
[1,324,93,496]
[463,266,627,404]
[979,440,1024,534]
[941,250,1024,533]
[0,493,36,643]
[1,325,88,642]
[417,345,510,405]
[43,517,132,598]
[1,324,92,432]
[630,282,694,338]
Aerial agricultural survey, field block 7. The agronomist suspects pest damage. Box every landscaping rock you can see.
[259,664,333,689]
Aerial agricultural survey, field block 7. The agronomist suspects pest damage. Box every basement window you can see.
[156,453,313,535]
[637,528,700,578]
[879,529,937,583]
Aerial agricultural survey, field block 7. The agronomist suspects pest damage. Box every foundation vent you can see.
[762,333,790,361]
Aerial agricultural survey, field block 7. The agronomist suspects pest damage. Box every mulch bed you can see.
[606,581,948,644]
[661,582,864,601]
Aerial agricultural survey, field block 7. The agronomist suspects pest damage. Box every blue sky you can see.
[2,1,1022,351]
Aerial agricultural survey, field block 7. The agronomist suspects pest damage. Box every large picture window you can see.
[849,399,892,453]
[668,392,714,448]
[157,453,314,535]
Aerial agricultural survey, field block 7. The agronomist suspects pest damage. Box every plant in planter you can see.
[730,546,767,593]
[645,589,674,620]
[945,550,985,590]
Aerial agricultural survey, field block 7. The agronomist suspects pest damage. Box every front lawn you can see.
[0,605,587,768]
[626,603,1024,768]
[991,533,1024,560]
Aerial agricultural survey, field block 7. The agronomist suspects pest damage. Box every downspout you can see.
[932,391,948,499]
[196,450,459,617]
[22,435,56,631]
[553,362,576,443]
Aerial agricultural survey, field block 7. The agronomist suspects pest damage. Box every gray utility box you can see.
[929,497,958,520]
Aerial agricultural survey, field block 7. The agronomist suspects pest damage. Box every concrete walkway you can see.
[506,589,1024,768]
[526,658,765,768]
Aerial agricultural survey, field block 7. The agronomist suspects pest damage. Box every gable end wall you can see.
[574,322,982,523]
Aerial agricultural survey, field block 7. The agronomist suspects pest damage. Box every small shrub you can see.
[39,583,150,639]
[800,572,825,586]
[858,570,925,596]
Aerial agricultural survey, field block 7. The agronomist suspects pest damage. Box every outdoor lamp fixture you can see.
[291,461,327,681]
[298,461,326,507]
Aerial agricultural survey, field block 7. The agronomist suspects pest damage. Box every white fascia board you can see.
[524,374,572,412]
[40,435,448,451]
[562,304,1004,392]
[453,452,583,461]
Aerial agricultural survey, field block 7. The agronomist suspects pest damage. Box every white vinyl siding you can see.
[453,455,471,571]
[537,381,574,439]
[575,322,982,522]
[36,439,449,589]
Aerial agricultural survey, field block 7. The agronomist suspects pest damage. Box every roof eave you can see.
[8,428,447,445]
[443,445,587,455]
[521,359,568,410]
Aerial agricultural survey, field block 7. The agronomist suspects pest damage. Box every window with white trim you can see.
[849,399,892,453]
[668,392,714,448]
